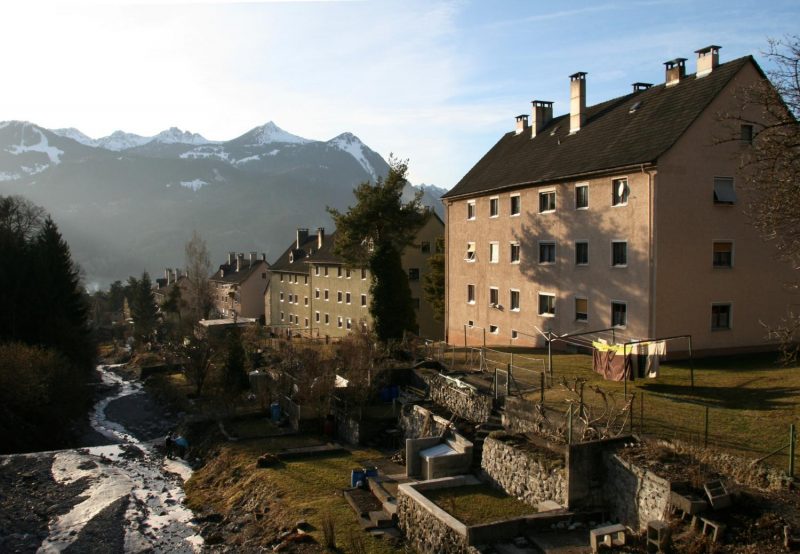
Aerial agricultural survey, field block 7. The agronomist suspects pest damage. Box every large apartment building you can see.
[209,252,269,319]
[267,214,445,340]
[442,46,795,354]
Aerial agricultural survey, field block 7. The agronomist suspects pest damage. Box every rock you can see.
[205,533,225,545]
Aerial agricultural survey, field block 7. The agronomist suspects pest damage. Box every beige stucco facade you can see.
[444,58,796,354]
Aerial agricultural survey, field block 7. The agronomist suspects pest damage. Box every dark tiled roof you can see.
[442,57,754,199]
[270,234,321,273]
[210,259,269,284]
[305,231,345,265]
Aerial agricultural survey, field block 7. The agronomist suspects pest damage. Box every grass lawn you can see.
[439,348,799,470]
[424,484,535,526]
[185,435,400,553]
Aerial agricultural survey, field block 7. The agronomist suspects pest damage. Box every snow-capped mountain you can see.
[0,119,444,286]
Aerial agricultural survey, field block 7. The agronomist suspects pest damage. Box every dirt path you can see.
[0,364,203,553]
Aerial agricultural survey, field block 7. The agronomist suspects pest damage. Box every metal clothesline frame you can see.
[535,326,695,394]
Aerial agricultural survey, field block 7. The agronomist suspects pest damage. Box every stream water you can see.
[36,364,204,553]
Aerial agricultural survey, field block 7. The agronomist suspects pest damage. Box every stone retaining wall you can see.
[426,375,492,424]
[481,436,567,507]
[602,452,671,530]
[399,404,451,439]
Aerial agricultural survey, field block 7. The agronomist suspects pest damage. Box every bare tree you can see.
[184,230,214,325]
[733,37,800,361]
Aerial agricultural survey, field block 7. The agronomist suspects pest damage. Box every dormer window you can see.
[289,252,294,263]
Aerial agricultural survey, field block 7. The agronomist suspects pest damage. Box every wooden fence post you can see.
[790,424,796,478]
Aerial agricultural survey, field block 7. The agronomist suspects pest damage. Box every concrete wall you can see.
[426,374,492,424]
[444,169,652,347]
[481,436,567,507]
[399,404,451,439]
[654,61,796,352]
[602,452,671,530]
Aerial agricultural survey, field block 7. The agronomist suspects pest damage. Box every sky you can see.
[1,0,798,189]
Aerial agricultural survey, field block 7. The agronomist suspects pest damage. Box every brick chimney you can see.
[236,253,244,272]
[249,251,257,265]
[632,82,652,92]
[227,251,236,266]
[317,227,325,249]
[531,101,553,138]
[514,114,529,135]
[165,268,172,285]
[664,58,686,87]
[695,45,721,78]
[296,228,309,249]
[569,72,587,134]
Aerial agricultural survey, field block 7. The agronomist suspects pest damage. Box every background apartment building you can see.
[442,47,796,354]
[267,215,445,340]
[209,251,269,319]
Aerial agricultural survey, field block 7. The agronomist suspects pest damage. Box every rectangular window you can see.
[315,311,320,323]
[288,293,293,303]
[612,178,629,206]
[489,325,499,334]
[408,268,420,281]
[346,318,352,330]
[337,291,343,303]
[575,298,588,322]
[304,296,308,306]
[280,274,284,282]
[711,303,732,330]
[510,194,521,216]
[511,330,519,339]
[489,242,499,263]
[612,241,627,266]
[304,275,308,284]
[346,292,351,304]
[611,301,627,327]
[337,267,342,278]
[325,313,330,325]
[361,294,367,307]
[465,242,476,261]
[280,311,284,321]
[539,242,555,264]
[467,200,476,220]
[467,284,475,304]
[489,197,499,217]
[510,242,520,263]
[337,316,343,328]
[713,241,733,268]
[361,268,367,280]
[510,290,520,311]
[315,266,320,276]
[489,287,499,306]
[421,241,431,253]
[324,267,329,277]
[539,191,556,213]
[713,177,736,205]
[575,241,589,265]
[741,124,753,144]
[345,269,351,279]
[315,288,320,299]
[324,289,329,301]
[279,292,284,302]
[538,293,555,316]
[304,318,309,327]
[575,184,589,209]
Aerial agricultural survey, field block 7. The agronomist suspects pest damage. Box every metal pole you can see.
[464,324,467,350]
[790,424,796,478]
[704,406,709,448]
[567,405,573,445]
[547,333,553,383]
[506,363,511,396]
[688,335,695,389]
[540,372,545,404]
[483,328,486,349]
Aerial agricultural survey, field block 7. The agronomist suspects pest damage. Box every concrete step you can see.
[382,499,398,517]
[367,477,394,505]
[369,510,395,528]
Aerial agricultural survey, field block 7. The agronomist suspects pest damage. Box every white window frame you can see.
[489,286,499,307]
[489,324,499,334]
[575,296,588,323]
[279,292,284,302]
[611,240,628,267]
[538,189,556,214]
[467,284,476,304]
[489,242,499,264]
[315,288,320,299]
[465,242,476,262]
[538,292,556,317]
[467,200,476,220]
[324,289,329,301]
[337,316,343,328]
[510,241,520,264]
[711,302,733,330]
[511,329,519,340]
[489,196,500,218]
[712,240,735,268]
[538,241,556,265]
[510,289,520,312]
[315,311,320,323]
[510,194,521,217]
[346,318,352,330]
[315,266,320,276]
[612,177,629,207]
[611,300,627,328]
[575,183,589,210]
[361,293,367,307]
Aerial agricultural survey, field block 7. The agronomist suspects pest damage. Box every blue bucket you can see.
[270,402,281,422]
[351,468,366,488]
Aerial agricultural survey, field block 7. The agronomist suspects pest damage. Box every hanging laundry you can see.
[592,342,632,381]
[646,341,661,378]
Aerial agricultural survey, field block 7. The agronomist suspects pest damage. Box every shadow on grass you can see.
[639,382,799,411]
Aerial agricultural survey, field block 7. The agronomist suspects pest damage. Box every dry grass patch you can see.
[424,484,535,526]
